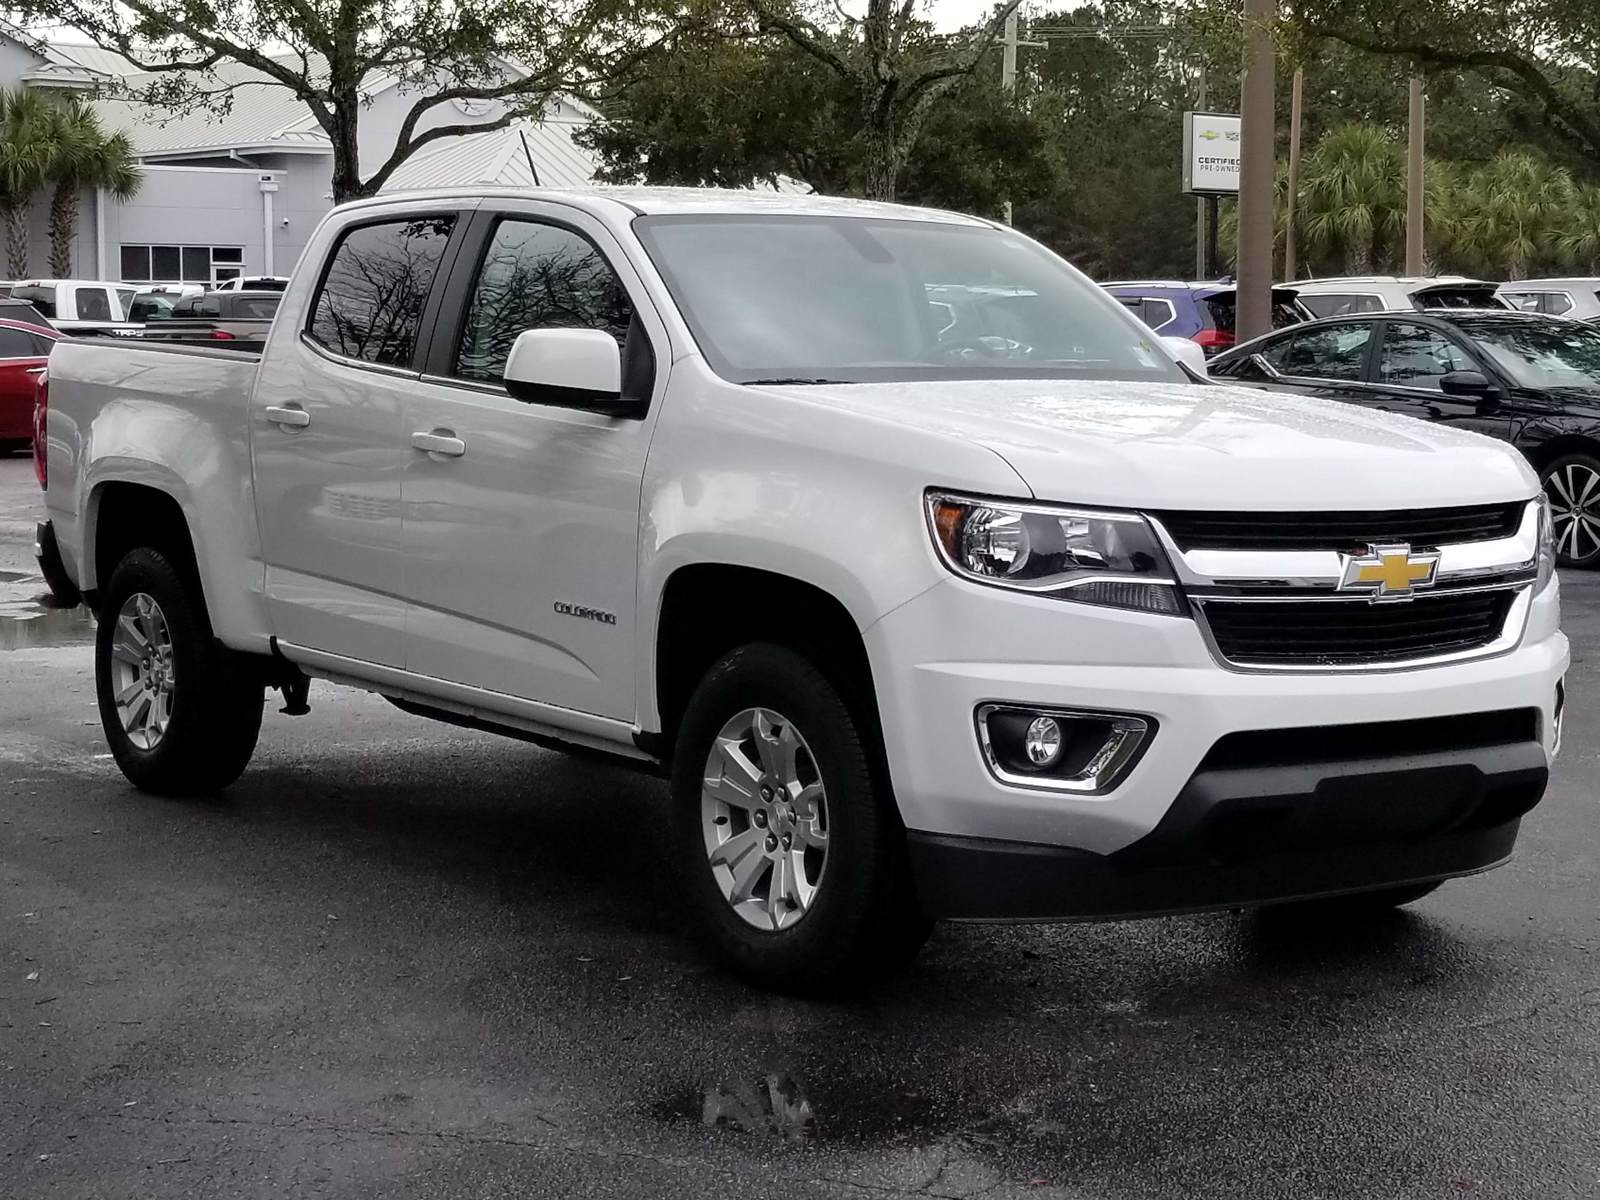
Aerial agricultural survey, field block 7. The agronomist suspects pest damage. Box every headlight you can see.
[925,492,1185,614]
[1537,493,1555,592]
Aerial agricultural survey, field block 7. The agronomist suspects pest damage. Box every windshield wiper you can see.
[741,376,855,386]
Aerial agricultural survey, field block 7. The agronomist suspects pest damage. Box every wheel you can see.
[671,643,930,993]
[95,547,264,795]
[1542,453,1600,567]
[1268,880,1442,918]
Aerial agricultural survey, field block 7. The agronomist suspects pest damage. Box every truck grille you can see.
[1200,590,1516,667]
[1157,503,1524,551]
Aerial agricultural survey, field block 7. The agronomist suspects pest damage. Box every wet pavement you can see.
[2,455,1599,1198]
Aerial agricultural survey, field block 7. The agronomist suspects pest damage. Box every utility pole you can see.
[1285,67,1303,281]
[999,9,1042,227]
[1235,0,1277,342]
[1195,67,1208,279]
[1406,76,1425,275]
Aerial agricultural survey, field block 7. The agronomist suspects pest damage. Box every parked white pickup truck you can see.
[38,189,1567,991]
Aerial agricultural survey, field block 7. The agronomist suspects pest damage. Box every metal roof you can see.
[380,102,599,190]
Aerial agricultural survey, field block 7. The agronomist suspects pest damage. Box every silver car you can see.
[1293,275,1508,317]
[1497,279,1600,322]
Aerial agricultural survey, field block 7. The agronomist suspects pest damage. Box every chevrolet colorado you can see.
[37,189,1568,990]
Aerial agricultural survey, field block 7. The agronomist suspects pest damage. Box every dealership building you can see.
[0,25,606,286]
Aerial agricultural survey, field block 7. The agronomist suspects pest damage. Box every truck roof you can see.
[338,186,993,226]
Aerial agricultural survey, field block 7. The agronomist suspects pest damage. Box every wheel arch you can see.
[1523,432,1600,478]
[85,479,204,610]
[650,563,882,760]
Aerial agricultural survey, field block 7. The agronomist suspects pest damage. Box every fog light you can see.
[1024,716,1063,766]
[976,704,1155,794]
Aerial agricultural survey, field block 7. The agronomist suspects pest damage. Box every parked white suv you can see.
[1295,275,1508,318]
[37,189,1568,991]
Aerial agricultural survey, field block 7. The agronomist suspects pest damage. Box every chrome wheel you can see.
[109,592,175,751]
[1547,461,1600,562]
[700,707,830,932]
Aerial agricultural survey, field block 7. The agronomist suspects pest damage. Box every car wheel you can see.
[95,547,264,795]
[1542,453,1600,567]
[672,643,930,993]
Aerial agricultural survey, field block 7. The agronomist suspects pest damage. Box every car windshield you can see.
[633,215,1184,385]
[1470,321,1600,389]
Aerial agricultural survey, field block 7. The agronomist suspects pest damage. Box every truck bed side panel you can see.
[45,339,274,654]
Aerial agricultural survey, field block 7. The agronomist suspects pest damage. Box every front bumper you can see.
[865,575,1567,913]
[908,712,1545,920]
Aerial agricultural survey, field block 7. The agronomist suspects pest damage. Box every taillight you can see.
[32,369,47,490]
[1193,329,1235,357]
[209,329,235,340]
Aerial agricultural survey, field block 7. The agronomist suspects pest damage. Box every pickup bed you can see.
[39,188,1569,991]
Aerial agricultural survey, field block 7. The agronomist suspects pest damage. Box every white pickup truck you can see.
[38,189,1567,991]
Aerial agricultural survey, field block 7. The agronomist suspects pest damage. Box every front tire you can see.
[95,548,263,795]
[671,643,930,993]
[1542,452,1600,567]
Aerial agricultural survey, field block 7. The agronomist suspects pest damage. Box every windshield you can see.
[1471,322,1600,389]
[633,215,1184,385]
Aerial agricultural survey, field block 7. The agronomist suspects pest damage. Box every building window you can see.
[119,244,248,285]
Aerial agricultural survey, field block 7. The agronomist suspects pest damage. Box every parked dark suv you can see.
[1213,308,1600,566]
[1101,280,1311,357]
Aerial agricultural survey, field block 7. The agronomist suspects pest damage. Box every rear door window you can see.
[1265,322,1374,380]
[1544,293,1574,316]
[234,296,282,319]
[0,327,38,357]
[1377,322,1475,389]
[307,216,456,367]
[74,287,112,322]
[1141,298,1176,331]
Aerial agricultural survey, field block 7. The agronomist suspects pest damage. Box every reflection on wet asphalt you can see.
[0,572,95,650]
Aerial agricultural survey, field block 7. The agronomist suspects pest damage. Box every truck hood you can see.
[757,378,1537,509]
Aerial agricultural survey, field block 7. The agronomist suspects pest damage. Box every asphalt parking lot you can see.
[2,454,1597,1199]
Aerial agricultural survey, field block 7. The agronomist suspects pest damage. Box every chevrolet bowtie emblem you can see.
[1338,543,1441,601]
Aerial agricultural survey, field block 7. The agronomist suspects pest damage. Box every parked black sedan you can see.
[1212,309,1600,566]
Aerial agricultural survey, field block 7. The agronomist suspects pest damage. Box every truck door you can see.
[398,204,666,721]
[252,213,462,666]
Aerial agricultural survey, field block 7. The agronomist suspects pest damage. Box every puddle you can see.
[0,575,97,650]
[654,1070,969,1146]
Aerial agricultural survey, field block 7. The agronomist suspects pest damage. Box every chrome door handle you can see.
[412,430,466,458]
[264,404,311,430]
[24,366,45,375]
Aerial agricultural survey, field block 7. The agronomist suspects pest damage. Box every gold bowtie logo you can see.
[1338,543,1441,600]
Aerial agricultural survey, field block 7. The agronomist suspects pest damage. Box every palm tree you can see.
[1559,184,1600,274]
[1456,151,1574,280]
[42,100,141,277]
[0,88,52,278]
[1298,124,1406,274]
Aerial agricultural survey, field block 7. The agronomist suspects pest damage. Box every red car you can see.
[0,316,56,454]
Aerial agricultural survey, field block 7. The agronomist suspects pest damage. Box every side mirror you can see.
[503,328,628,411]
[1439,369,1496,398]
[1161,336,1208,375]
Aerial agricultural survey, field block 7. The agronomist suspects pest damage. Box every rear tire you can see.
[95,548,263,795]
[671,643,930,993]
[1541,452,1600,568]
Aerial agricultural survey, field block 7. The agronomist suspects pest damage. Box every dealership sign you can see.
[1183,111,1241,196]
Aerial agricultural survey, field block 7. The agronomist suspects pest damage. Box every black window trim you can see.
[301,209,468,377]
[417,206,660,417]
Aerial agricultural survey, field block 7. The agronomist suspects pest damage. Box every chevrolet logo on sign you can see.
[1338,543,1441,601]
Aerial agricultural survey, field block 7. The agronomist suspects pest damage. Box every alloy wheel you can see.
[700,707,831,932]
[1547,462,1600,562]
[109,592,176,751]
